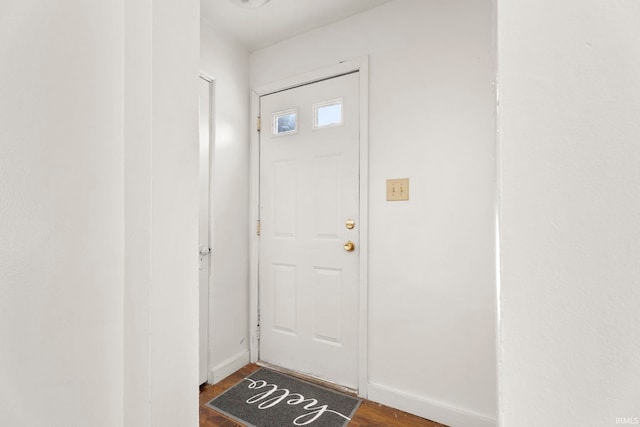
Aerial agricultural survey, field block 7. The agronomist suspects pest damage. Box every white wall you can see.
[250,1,497,426]
[200,23,252,382]
[124,0,152,424]
[498,1,640,426]
[141,1,200,426]
[1,1,200,426]
[0,1,124,425]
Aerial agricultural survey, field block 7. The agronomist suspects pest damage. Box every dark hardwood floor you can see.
[199,364,448,426]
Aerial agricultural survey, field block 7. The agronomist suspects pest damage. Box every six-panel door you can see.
[259,72,360,389]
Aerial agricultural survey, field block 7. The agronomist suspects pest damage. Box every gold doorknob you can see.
[343,241,355,252]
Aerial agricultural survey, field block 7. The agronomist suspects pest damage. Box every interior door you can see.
[198,76,212,385]
[259,72,360,389]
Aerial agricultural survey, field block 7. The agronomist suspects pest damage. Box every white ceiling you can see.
[201,0,392,51]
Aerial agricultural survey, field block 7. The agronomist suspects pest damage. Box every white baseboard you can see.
[210,350,250,384]
[367,382,496,427]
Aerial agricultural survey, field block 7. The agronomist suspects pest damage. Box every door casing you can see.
[249,57,370,397]
[199,72,215,384]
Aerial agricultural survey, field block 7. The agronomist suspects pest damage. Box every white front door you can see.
[198,76,213,385]
[259,72,360,389]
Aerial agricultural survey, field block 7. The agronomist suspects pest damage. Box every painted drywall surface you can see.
[251,0,497,425]
[123,0,152,425]
[0,0,199,425]
[124,0,200,424]
[147,1,200,425]
[498,1,640,425]
[124,0,200,425]
[0,1,124,425]
[200,24,252,377]
[123,1,200,425]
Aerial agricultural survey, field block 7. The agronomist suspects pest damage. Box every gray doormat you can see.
[206,368,361,427]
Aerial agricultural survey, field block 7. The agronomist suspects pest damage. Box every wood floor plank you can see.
[199,364,448,426]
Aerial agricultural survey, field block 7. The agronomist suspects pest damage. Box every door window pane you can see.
[272,109,297,135]
[313,99,343,129]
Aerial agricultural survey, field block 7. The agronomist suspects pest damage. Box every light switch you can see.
[386,178,409,201]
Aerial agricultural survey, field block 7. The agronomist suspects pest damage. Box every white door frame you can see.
[248,56,369,397]
[199,71,216,384]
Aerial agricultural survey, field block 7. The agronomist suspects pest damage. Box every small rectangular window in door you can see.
[313,98,343,129]
[272,109,298,135]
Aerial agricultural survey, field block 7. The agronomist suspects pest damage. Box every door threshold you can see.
[256,360,358,397]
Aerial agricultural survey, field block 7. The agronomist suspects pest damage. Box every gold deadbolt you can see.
[345,219,356,229]
[343,241,356,252]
